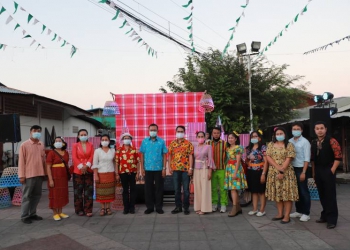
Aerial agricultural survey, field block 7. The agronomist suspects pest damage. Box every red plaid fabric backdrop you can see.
[114,93,205,149]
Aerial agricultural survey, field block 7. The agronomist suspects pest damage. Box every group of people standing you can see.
[17,120,342,230]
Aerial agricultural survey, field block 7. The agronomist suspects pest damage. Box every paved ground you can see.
[1,182,350,250]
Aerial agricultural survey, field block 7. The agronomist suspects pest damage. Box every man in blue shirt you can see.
[140,123,168,214]
[289,122,311,222]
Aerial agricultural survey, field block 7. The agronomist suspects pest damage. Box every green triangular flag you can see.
[13,2,18,14]
[183,12,192,20]
[27,14,33,23]
[230,34,234,40]
[241,4,247,8]
[23,34,31,39]
[99,0,107,3]
[265,47,268,51]
[192,47,195,52]
[148,48,151,55]
[61,40,66,47]
[187,25,192,30]
[274,36,277,43]
[14,23,20,30]
[52,33,57,41]
[189,33,193,39]
[152,49,154,57]
[112,9,120,20]
[36,43,41,50]
[302,5,307,13]
[137,38,142,43]
[42,24,46,33]
[236,17,241,23]
[182,0,192,8]
[125,28,133,34]
[280,31,283,37]
[71,45,77,58]
[268,42,272,47]
[228,27,235,31]
[285,23,290,29]
[0,44,3,49]
[294,14,299,22]
[119,19,127,28]
[0,6,6,15]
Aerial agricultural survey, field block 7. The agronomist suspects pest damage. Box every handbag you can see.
[52,150,71,180]
[189,177,194,194]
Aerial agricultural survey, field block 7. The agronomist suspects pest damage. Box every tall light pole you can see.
[236,41,261,133]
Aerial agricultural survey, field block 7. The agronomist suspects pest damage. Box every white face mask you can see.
[123,139,131,145]
[54,142,63,149]
[101,141,109,147]
[176,132,185,139]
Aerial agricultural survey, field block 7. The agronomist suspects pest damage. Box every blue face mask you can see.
[250,138,258,144]
[79,136,88,142]
[149,131,157,137]
[32,132,41,139]
[276,135,285,141]
[292,130,302,137]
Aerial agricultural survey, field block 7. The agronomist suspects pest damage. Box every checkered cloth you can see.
[114,93,205,148]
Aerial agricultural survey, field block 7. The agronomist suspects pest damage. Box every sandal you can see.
[100,209,105,216]
[77,211,84,216]
[86,213,93,217]
[198,211,205,215]
[105,208,112,215]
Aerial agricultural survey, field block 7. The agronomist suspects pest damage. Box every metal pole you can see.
[247,52,253,132]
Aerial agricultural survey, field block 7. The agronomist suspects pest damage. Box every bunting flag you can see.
[222,0,250,57]
[182,0,195,53]
[0,44,8,51]
[8,1,77,57]
[99,1,158,58]
[304,35,350,55]
[260,0,313,55]
[0,6,6,15]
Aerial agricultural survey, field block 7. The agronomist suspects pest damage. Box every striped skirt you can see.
[96,172,115,203]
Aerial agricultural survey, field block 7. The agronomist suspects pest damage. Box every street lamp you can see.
[236,41,261,132]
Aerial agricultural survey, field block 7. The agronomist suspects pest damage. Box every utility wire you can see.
[87,0,201,54]
[122,0,219,50]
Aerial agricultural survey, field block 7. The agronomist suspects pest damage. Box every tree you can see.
[160,49,308,133]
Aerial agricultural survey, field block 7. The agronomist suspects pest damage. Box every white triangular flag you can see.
[145,44,149,50]
[3,45,7,50]
[30,40,36,46]
[33,19,39,25]
[246,0,250,4]
[66,42,70,45]
[155,51,157,57]
[132,36,140,41]
[142,41,146,46]
[58,36,61,42]
[126,23,130,26]
[242,12,245,17]
[5,16,13,25]
[22,29,26,35]
[119,13,124,18]
[109,1,116,8]
[47,29,52,35]
[20,7,26,11]
[191,6,194,10]
[129,31,137,37]
[188,18,192,23]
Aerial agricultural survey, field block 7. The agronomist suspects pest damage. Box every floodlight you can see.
[251,41,261,52]
[330,107,338,116]
[314,95,324,103]
[322,92,334,101]
[236,43,247,54]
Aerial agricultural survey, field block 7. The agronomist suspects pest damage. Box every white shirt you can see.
[92,148,115,173]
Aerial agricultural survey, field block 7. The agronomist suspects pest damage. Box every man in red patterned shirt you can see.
[311,121,342,229]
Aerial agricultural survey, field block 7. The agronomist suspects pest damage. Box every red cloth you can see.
[114,93,205,149]
[72,142,94,174]
[46,150,69,209]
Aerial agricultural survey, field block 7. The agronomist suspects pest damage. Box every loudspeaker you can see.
[0,114,21,143]
[309,108,331,138]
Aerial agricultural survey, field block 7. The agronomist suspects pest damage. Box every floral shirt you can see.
[245,145,266,170]
[115,145,140,174]
[169,139,194,171]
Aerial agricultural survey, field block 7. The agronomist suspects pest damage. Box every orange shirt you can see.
[18,139,46,179]
[72,142,94,175]
[168,139,194,171]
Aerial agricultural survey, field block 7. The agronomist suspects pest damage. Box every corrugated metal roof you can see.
[0,86,31,95]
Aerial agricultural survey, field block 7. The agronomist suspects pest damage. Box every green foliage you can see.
[160,49,308,132]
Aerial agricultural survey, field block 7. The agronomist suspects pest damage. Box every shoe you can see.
[171,207,182,214]
[327,223,336,229]
[184,209,190,215]
[236,203,242,215]
[129,209,135,214]
[290,212,302,218]
[30,215,43,221]
[248,210,258,215]
[21,218,32,224]
[220,205,227,213]
[53,214,61,221]
[144,209,154,214]
[105,208,113,215]
[300,214,310,222]
[256,211,266,217]
[123,210,129,215]
[156,209,164,214]
[272,216,284,221]
[212,204,218,212]
[77,211,84,216]
[59,213,69,219]
[316,218,327,223]
[228,205,237,217]
[280,219,291,224]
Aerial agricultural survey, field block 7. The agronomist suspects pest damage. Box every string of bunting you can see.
[182,0,195,53]
[1,1,77,57]
[260,0,313,55]
[303,35,350,55]
[0,4,44,51]
[222,0,250,57]
[99,0,157,58]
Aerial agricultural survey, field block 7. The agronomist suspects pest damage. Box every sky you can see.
[0,0,350,110]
